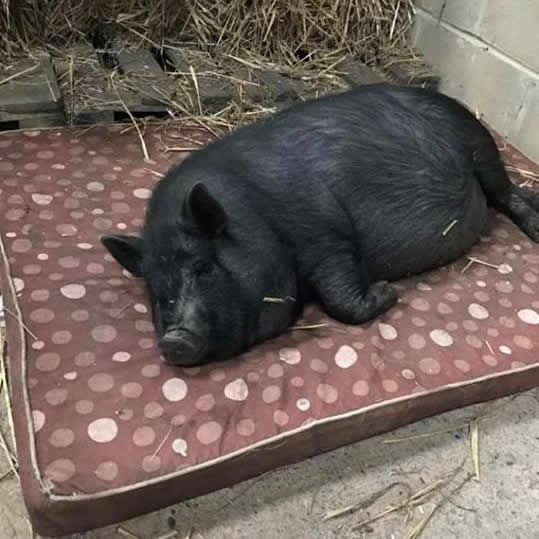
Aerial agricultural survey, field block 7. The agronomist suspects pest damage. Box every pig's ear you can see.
[101,234,144,277]
[184,182,227,236]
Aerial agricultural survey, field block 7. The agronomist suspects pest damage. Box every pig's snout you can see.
[160,327,206,366]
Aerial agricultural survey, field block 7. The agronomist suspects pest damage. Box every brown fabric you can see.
[0,125,538,537]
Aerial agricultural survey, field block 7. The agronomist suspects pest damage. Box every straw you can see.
[154,531,179,539]
[0,64,38,86]
[442,219,458,236]
[117,527,140,539]
[110,73,151,161]
[469,420,480,481]
[290,323,329,330]
[263,296,296,303]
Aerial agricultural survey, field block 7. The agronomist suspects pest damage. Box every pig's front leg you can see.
[309,253,398,325]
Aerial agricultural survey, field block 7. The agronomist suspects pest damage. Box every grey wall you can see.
[412,0,539,162]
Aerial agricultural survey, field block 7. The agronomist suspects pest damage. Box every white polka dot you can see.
[416,282,432,291]
[95,461,119,481]
[224,378,249,401]
[429,329,453,347]
[77,243,93,250]
[196,421,223,445]
[279,347,301,365]
[476,280,486,287]
[517,309,539,325]
[45,459,75,483]
[87,181,104,192]
[64,371,77,380]
[133,188,152,199]
[13,277,24,292]
[334,345,358,368]
[32,410,45,432]
[499,345,512,355]
[31,193,53,205]
[296,398,310,411]
[411,298,430,311]
[378,323,398,340]
[162,378,188,402]
[172,438,188,456]
[122,269,135,279]
[134,303,148,313]
[498,264,512,274]
[88,418,118,443]
[60,284,86,299]
[112,351,131,362]
[316,383,338,404]
[273,410,289,427]
[468,303,489,320]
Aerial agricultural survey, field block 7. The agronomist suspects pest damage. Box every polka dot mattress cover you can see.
[0,125,538,537]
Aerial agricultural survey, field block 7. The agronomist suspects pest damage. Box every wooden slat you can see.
[386,63,440,90]
[117,49,170,106]
[0,55,61,114]
[255,71,298,104]
[0,110,64,129]
[339,58,386,87]
[167,48,235,113]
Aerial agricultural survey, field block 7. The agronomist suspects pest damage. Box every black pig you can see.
[102,84,539,366]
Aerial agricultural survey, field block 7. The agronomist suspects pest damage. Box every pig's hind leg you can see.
[310,252,398,324]
[474,153,539,242]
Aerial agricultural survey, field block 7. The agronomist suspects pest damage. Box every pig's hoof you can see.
[364,281,399,318]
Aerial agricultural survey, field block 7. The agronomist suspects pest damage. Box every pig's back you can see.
[176,85,490,280]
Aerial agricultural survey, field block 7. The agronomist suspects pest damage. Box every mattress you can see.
[0,124,537,537]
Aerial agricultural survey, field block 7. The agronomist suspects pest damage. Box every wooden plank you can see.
[339,58,386,87]
[39,54,62,104]
[117,49,170,106]
[73,110,115,124]
[230,67,265,104]
[255,71,298,104]
[165,48,190,73]
[0,110,64,129]
[166,48,234,113]
[53,46,173,124]
[0,55,61,114]
[386,63,440,90]
[53,47,118,123]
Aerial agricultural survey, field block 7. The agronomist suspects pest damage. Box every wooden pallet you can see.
[0,54,64,130]
[0,46,439,131]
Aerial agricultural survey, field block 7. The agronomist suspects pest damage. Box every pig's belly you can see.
[360,180,489,282]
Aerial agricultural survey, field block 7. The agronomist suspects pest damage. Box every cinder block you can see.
[508,82,539,162]
[412,12,477,97]
[413,11,534,143]
[441,0,488,33]
[479,0,539,73]
[414,0,446,18]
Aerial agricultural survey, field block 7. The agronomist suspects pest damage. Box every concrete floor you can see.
[1,384,539,539]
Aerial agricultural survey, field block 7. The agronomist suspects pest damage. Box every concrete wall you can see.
[412,0,539,162]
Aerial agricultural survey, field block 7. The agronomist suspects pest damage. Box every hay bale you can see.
[0,1,416,69]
